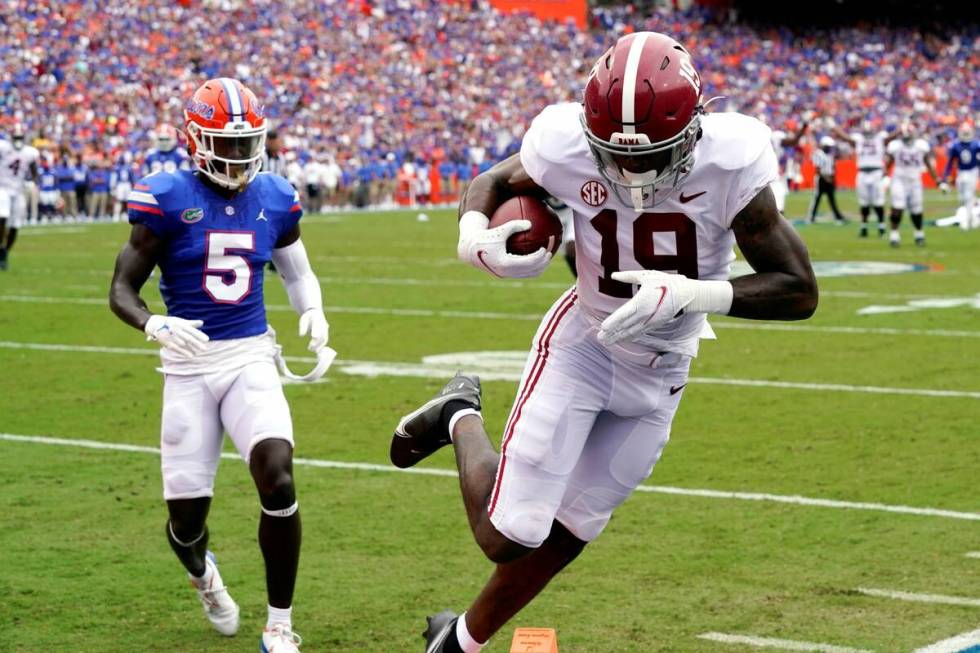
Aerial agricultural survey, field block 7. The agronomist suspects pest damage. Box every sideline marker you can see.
[510,628,558,653]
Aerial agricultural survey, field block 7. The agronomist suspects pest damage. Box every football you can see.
[488,195,563,256]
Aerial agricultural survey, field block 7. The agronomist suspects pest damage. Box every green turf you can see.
[1,190,978,652]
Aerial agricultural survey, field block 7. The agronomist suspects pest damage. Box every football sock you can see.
[190,558,215,589]
[442,400,481,442]
[267,605,292,629]
[456,613,486,653]
[440,623,464,653]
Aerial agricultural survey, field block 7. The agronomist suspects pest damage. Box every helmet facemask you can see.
[186,121,266,190]
[581,112,700,211]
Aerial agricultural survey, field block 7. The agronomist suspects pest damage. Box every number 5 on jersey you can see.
[204,231,255,304]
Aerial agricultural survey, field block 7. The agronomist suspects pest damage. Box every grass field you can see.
[1,190,978,653]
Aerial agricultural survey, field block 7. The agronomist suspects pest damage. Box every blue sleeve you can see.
[127,174,173,238]
[268,175,303,243]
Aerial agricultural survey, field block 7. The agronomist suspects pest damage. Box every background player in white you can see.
[940,122,980,229]
[768,117,808,214]
[390,32,818,653]
[0,124,40,271]
[144,123,191,175]
[832,119,895,236]
[886,121,940,247]
[109,79,329,653]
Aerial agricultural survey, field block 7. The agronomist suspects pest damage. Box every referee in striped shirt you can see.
[261,129,287,177]
[808,136,847,223]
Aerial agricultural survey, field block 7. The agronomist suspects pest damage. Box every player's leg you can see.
[957,170,978,229]
[807,181,823,222]
[826,180,845,222]
[888,177,907,247]
[873,173,887,236]
[857,173,870,236]
[161,371,240,635]
[909,182,925,246]
[445,353,689,650]
[5,193,27,254]
[221,360,302,650]
[0,188,10,270]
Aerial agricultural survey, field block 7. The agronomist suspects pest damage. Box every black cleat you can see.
[391,373,481,469]
[915,236,926,247]
[423,610,458,653]
[0,248,7,271]
[859,227,868,238]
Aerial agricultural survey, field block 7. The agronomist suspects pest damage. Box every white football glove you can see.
[457,210,552,278]
[144,314,209,358]
[299,308,329,353]
[597,270,733,347]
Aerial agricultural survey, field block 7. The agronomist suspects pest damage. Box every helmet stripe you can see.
[620,32,650,135]
[218,77,245,123]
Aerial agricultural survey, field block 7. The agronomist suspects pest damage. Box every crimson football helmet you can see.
[184,78,266,190]
[582,32,703,209]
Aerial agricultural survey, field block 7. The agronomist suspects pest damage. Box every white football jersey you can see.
[520,102,778,356]
[852,132,888,169]
[0,141,40,190]
[888,138,931,180]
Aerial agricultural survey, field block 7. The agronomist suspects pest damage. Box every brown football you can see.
[488,195,563,256]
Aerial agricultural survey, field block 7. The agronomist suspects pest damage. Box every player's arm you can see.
[271,224,329,353]
[924,150,941,186]
[109,224,209,356]
[456,154,552,279]
[729,186,818,320]
[109,224,164,331]
[780,119,809,148]
[941,144,956,185]
[830,126,855,148]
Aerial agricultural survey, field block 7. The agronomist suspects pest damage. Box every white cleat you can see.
[261,623,303,652]
[190,551,240,636]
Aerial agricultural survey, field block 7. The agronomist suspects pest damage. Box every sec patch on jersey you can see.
[489,195,563,255]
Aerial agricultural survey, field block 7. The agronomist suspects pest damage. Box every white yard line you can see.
[2,432,980,522]
[1,340,978,400]
[912,629,980,653]
[855,588,980,608]
[964,552,980,559]
[2,294,980,339]
[697,632,873,652]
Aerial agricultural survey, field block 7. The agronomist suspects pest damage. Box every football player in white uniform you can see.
[0,124,40,270]
[391,32,818,653]
[832,120,896,237]
[768,118,808,213]
[886,122,940,247]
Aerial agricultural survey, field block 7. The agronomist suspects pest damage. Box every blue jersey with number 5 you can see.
[128,170,303,341]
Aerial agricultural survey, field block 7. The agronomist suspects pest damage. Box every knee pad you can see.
[490,498,557,549]
[557,486,628,543]
[162,462,216,500]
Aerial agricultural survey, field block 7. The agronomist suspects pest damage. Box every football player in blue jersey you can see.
[109,78,330,653]
[940,123,980,229]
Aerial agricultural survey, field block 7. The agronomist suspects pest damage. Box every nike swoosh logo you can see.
[476,251,503,278]
[642,287,669,326]
[669,384,687,395]
[679,191,706,203]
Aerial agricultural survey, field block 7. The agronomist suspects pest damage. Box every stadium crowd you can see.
[0,0,976,217]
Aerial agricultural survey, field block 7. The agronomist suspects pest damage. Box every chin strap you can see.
[274,344,337,383]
